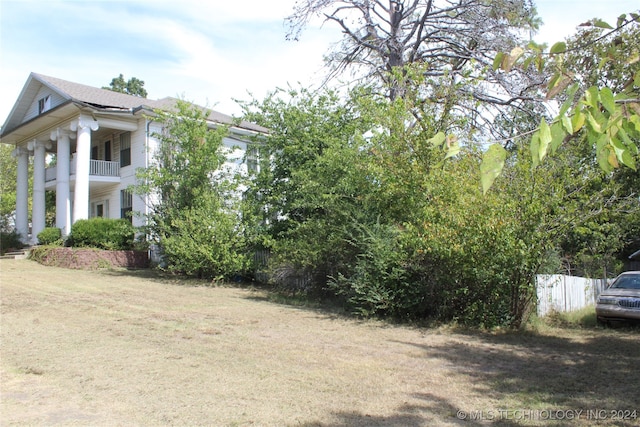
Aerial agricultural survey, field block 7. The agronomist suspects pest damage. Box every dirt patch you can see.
[1,259,639,426]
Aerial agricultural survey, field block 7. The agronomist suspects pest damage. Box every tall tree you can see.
[103,74,148,98]
[135,101,247,279]
[0,143,19,230]
[287,0,542,137]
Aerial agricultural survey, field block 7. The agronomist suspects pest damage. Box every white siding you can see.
[90,188,116,219]
[22,86,66,123]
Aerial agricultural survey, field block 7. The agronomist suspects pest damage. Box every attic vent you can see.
[38,95,51,114]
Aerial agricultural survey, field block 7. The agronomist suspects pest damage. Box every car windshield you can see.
[611,274,640,289]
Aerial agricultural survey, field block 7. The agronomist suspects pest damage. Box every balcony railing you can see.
[89,159,120,177]
[45,159,120,182]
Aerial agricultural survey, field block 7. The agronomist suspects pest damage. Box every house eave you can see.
[0,100,77,145]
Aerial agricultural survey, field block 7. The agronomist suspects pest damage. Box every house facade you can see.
[1,72,266,244]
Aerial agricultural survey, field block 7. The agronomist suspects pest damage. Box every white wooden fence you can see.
[536,274,609,316]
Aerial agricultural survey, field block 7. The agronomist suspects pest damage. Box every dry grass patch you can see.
[1,259,638,426]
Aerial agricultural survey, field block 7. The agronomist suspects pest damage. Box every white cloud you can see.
[0,0,335,123]
[2,0,637,127]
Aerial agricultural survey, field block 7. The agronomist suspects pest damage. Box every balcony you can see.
[45,159,120,189]
[89,159,120,177]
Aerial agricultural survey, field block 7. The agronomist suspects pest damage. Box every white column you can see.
[51,128,73,236]
[12,147,29,243]
[28,139,51,243]
[70,116,99,223]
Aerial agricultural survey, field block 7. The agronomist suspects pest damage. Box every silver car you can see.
[596,271,640,324]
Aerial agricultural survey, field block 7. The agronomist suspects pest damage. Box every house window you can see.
[247,146,258,173]
[120,132,131,167]
[38,95,51,114]
[121,189,133,222]
[104,140,112,162]
[92,200,109,218]
[91,145,99,160]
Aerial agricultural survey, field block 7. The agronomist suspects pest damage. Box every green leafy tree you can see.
[135,100,247,279]
[103,74,148,98]
[0,143,18,230]
[483,13,640,191]
[483,13,640,274]
[241,86,379,284]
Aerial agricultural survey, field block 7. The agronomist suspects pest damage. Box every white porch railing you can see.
[46,159,120,181]
[89,159,120,177]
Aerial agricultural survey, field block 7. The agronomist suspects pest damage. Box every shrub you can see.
[67,218,135,250]
[37,227,62,245]
[0,230,24,255]
[328,221,420,319]
[157,203,248,280]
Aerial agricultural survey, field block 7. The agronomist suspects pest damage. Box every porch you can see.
[45,159,120,190]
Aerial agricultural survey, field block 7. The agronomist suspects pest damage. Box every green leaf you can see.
[561,114,573,135]
[428,132,446,147]
[600,87,615,115]
[444,140,461,159]
[618,127,635,147]
[538,118,552,162]
[584,87,599,110]
[549,42,566,54]
[558,84,579,117]
[585,111,602,133]
[523,56,534,70]
[593,19,613,29]
[596,143,613,172]
[617,14,627,28]
[480,144,506,194]
[611,137,637,170]
[634,71,640,88]
[597,57,611,70]
[550,121,566,153]
[493,52,505,71]
[572,110,586,132]
[530,131,540,168]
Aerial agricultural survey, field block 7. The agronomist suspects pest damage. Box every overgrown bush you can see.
[134,100,249,280]
[157,202,249,280]
[37,227,62,245]
[67,218,135,250]
[328,221,423,319]
[0,230,23,255]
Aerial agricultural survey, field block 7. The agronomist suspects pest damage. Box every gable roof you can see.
[1,72,267,138]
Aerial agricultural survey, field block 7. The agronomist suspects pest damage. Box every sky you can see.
[1,0,638,127]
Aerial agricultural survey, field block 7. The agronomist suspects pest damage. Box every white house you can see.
[0,72,267,244]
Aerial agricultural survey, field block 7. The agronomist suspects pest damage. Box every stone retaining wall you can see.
[31,247,149,270]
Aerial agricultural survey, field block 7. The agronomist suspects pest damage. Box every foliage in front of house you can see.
[66,218,135,251]
[0,230,24,255]
[37,227,62,245]
[15,11,629,329]
[238,76,638,328]
[135,100,249,280]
